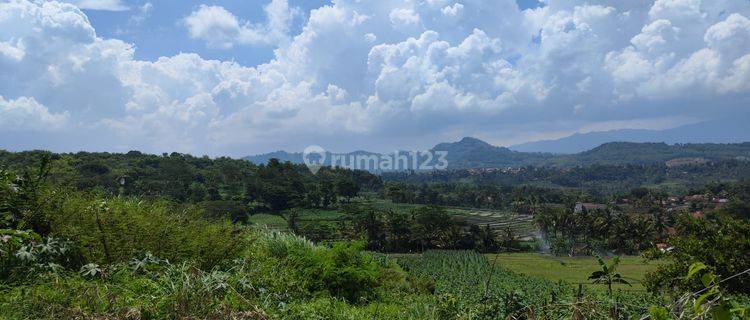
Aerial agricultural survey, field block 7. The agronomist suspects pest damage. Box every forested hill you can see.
[244,139,750,169]
[547,142,750,167]
[429,137,553,168]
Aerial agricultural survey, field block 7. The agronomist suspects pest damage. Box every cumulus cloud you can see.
[389,8,420,26]
[0,95,69,131]
[184,0,299,49]
[0,0,749,155]
[605,2,750,100]
[441,3,464,17]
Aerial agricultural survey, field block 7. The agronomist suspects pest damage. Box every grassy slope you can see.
[487,253,657,291]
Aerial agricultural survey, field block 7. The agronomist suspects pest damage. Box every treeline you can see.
[0,150,381,220]
[337,204,503,253]
[382,160,750,195]
[687,180,750,219]
[381,182,591,212]
[534,181,750,256]
[534,205,670,255]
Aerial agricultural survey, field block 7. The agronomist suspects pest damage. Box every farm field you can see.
[368,198,539,239]
[487,253,658,291]
[394,250,656,318]
[447,207,537,239]
[247,213,287,230]
[250,200,540,243]
[248,208,344,229]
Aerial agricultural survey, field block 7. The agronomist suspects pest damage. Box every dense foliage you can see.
[0,150,381,218]
[643,212,750,295]
[341,204,499,253]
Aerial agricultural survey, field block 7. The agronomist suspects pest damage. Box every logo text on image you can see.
[302,145,448,174]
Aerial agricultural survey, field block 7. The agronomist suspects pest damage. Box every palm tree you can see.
[588,255,631,295]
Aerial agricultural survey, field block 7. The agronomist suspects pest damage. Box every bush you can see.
[0,229,84,283]
[47,193,247,269]
[257,231,397,304]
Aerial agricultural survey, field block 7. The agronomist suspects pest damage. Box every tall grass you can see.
[46,192,246,269]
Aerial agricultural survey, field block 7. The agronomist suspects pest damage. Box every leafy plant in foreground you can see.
[648,262,750,320]
[588,255,631,295]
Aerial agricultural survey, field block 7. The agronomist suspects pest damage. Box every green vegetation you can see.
[2,150,750,319]
[643,211,750,295]
[588,255,632,295]
[488,253,655,291]
[396,250,659,319]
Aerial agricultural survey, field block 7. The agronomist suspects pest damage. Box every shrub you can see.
[257,231,395,304]
[47,194,247,269]
[0,229,83,283]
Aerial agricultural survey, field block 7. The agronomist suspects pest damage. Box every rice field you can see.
[486,253,658,291]
[367,198,540,240]
[447,207,537,239]
[250,199,541,243]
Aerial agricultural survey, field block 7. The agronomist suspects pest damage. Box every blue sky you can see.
[87,0,543,65]
[1,0,749,156]
[84,0,329,65]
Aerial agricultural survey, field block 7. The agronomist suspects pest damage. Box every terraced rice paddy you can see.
[251,199,541,242]
[447,207,537,240]
[367,198,540,240]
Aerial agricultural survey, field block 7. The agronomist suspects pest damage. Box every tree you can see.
[343,203,385,250]
[0,155,52,234]
[588,255,631,295]
[411,206,460,250]
[644,212,750,295]
[286,209,300,233]
[499,226,518,252]
[335,177,359,203]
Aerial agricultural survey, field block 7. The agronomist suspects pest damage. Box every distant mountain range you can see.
[509,118,750,154]
[244,136,750,171]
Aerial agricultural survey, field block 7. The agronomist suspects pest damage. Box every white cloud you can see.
[389,8,420,26]
[441,3,464,17]
[1,0,750,154]
[128,2,152,25]
[183,0,298,49]
[0,40,24,61]
[62,0,128,11]
[605,4,750,100]
[0,95,69,131]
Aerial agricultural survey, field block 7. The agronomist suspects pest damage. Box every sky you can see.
[1,0,749,157]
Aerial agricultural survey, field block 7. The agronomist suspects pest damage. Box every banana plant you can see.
[588,255,631,295]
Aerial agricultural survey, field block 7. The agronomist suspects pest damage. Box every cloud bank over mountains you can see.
[1,0,749,156]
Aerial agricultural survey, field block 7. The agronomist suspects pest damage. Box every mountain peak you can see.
[457,136,491,146]
[432,136,512,154]
[433,136,494,149]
